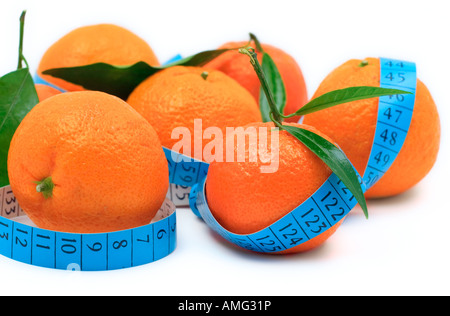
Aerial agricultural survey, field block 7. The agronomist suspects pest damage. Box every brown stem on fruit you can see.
[201,71,209,80]
[359,60,369,67]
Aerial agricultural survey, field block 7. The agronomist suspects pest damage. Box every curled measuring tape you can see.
[0,186,176,271]
[186,57,417,253]
[0,144,207,270]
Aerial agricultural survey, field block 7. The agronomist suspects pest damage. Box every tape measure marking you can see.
[164,147,209,188]
[0,186,176,271]
[190,172,360,253]
[188,57,417,253]
[362,57,416,190]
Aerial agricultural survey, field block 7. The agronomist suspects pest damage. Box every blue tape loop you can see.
[180,57,417,253]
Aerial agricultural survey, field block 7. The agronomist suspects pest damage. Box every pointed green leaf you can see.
[42,61,156,100]
[290,86,412,117]
[249,33,264,52]
[42,49,231,100]
[164,48,231,67]
[280,125,368,218]
[259,52,287,122]
[0,68,39,186]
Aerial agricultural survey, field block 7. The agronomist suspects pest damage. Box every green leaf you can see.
[43,62,156,100]
[259,52,287,122]
[249,33,264,52]
[289,86,413,117]
[280,125,368,219]
[42,48,231,100]
[165,48,230,67]
[0,68,39,187]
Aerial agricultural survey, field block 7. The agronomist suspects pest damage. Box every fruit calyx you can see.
[359,60,369,67]
[201,71,209,80]
[36,177,54,199]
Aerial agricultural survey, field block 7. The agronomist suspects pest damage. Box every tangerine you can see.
[205,122,342,254]
[35,84,62,102]
[126,66,262,157]
[206,41,308,122]
[37,24,159,92]
[302,57,440,198]
[7,91,169,233]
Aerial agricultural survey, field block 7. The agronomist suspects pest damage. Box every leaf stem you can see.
[249,33,264,52]
[17,10,28,70]
[238,47,282,123]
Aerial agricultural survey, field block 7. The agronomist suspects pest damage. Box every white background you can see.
[0,0,449,296]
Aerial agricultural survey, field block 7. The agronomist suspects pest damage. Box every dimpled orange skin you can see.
[126,66,262,154]
[205,122,343,254]
[7,91,169,233]
[37,24,159,92]
[205,41,308,122]
[302,58,441,198]
[35,84,62,102]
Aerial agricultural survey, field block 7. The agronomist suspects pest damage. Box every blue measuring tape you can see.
[0,187,176,271]
[363,58,416,189]
[33,72,67,93]
[186,57,417,253]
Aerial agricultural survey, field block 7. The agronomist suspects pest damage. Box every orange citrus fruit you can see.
[35,84,62,102]
[126,66,262,156]
[37,24,159,92]
[205,41,308,122]
[7,91,169,233]
[205,122,342,254]
[302,57,440,198]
